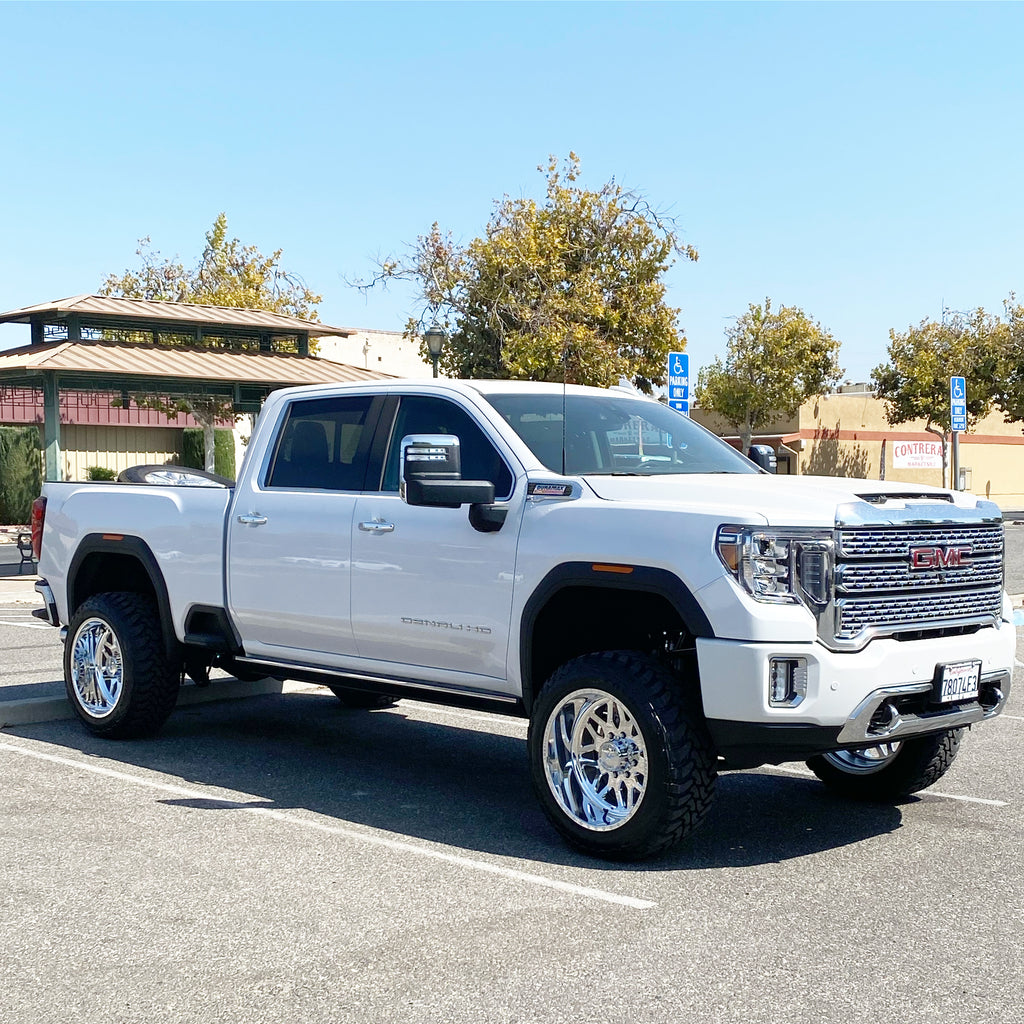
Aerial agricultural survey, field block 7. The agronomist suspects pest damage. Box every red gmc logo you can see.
[910,546,971,569]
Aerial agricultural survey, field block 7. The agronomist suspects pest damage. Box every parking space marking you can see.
[0,619,52,630]
[0,739,656,911]
[761,764,1008,807]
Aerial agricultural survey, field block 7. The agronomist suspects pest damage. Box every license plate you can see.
[936,660,981,704]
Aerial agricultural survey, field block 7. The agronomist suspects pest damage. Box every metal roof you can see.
[0,294,355,337]
[0,339,390,393]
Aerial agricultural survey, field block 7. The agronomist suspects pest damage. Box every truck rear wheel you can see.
[528,651,716,861]
[806,729,963,800]
[64,593,179,738]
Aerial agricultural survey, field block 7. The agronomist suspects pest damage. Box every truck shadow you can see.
[11,689,905,872]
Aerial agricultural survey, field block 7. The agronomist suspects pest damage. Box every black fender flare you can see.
[67,534,180,662]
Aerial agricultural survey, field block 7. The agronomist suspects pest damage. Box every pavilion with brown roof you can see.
[0,295,390,480]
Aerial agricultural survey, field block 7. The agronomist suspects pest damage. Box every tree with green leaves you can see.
[871,308,1001,485]
[990,295,1024,426]
[100,213,322,471]
[695,298,843,454]
[361,153,697,391]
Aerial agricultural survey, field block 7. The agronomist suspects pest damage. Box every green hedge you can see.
[0,426,43,525]
[181,428,236,479]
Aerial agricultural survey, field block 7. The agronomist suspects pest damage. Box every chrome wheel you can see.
[822,742,903,775]
[542,688,649,831]
[70,617,124,719]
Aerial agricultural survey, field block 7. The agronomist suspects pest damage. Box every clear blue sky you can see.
[1,1,1022,383]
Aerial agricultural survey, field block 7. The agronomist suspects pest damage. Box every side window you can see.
[267,395,374,491]
[382,395,514,498]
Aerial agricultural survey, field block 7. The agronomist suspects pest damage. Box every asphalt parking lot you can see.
[3,522,1024,1024]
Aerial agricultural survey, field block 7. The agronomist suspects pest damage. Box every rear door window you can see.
[266,395,377,491]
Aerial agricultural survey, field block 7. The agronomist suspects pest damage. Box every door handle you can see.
[358,520,395,534]
[237,514,268,526]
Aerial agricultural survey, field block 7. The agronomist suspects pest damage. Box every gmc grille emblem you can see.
[910,546,971,569]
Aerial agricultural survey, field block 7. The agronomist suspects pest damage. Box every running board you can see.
[234,657,525,717]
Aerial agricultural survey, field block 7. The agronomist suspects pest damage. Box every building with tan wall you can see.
[317,328,437,378]
[692,385,1024,509]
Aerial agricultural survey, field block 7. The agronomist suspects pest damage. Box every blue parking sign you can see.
[950,376,966,433]
[668,352,689,416]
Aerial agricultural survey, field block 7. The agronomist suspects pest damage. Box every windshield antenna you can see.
[561,341,568,475]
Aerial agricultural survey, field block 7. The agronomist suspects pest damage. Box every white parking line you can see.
[761,764,1008,807]
[0,618,52,630]
[0,739,655,911]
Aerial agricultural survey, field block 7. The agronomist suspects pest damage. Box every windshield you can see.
[483,392,760,476]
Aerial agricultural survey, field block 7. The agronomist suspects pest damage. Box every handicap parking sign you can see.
[950,376,966,433]
[668,351,690,416]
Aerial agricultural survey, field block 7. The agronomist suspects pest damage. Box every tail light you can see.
[30,496,46,561]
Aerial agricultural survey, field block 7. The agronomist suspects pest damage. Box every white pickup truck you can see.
[31,379,1014,859]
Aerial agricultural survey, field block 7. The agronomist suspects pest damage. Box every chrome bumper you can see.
[836,671,1010,746]
[31,578,59,627]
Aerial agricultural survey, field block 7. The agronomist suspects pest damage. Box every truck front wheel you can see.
[806,729,963,800]
[528,651,716,861]
[64,593,179,738]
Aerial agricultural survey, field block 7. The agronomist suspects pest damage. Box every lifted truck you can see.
[31,380,1014,859]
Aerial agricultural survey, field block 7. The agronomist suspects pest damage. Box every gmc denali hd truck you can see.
[30,380,1014,859]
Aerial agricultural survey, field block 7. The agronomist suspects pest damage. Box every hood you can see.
[580,473,989,527]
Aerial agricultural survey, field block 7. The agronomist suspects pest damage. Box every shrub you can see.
[181,428,236,479]
[86,466,118,481]
[0,426,43,525]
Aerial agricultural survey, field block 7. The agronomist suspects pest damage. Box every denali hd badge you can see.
[910,545,971,569]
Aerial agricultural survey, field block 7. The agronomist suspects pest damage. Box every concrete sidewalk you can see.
[0,574,41,606]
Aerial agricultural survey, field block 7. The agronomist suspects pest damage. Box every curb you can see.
[0,678,322,729]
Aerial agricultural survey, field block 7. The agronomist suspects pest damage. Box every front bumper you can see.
[697,624,1014,768]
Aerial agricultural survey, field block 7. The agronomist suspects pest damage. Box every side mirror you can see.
[747,444,777,473]
[401,435,496,508]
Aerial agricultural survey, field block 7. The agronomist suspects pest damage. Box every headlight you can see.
[716,526,833,606]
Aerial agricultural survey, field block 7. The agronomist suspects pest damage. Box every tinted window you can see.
[382,395,515,497]
[483,393,759,476]
[267,395,374,490]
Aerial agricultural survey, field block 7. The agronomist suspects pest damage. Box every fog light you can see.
[769,658,807,707]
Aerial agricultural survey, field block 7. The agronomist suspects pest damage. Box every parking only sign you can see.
[950,376,967,433]
[668,351,689,415]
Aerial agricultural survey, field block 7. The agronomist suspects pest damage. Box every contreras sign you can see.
[891,440,943,469]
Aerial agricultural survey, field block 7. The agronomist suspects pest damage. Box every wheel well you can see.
[526,586,694,709]
[72,552,157,611]
[68,539,180,664]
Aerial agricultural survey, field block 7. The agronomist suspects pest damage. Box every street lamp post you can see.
[423,325,446,379]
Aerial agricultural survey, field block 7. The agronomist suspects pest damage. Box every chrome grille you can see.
[838,554,1003,592]
[837,524,1003,558]
[833,523,1004,642]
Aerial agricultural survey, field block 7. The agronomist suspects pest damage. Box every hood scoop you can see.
[856,491,954,505]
